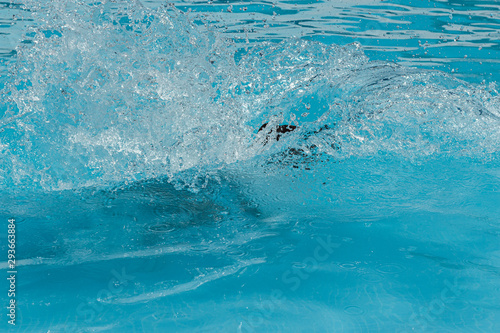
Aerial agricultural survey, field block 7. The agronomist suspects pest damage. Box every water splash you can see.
[1,0,254,190]
[1,0,499,192]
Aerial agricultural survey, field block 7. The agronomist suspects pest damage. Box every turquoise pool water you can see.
[1,0,499,332]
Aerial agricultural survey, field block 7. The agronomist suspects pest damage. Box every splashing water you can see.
[1,0,499,192]
[1,1,252,190]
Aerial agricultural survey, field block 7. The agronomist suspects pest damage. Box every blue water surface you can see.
[1,0,499,332]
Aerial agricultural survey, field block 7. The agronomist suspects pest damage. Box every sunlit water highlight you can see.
[0,0,499,332]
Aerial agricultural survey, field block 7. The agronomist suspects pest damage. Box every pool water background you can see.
[0,0,499,332]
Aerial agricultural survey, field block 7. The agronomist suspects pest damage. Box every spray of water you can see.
[1,0,499,192]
